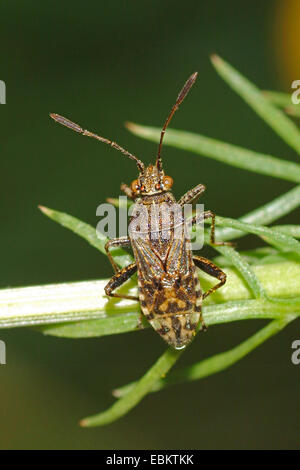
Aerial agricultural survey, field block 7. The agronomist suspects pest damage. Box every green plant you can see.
[1,55,300,427]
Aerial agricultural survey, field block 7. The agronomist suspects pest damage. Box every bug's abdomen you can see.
[138,268,202,349]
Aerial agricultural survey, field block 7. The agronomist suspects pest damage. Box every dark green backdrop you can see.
[0,0,299,449]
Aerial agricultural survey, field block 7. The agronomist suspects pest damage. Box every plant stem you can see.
[0,261,299,336]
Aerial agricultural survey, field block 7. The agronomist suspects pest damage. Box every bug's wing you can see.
[165,234,192,276]
[160,235,202,348]
[131,236,170,338]
[131,236,165,282]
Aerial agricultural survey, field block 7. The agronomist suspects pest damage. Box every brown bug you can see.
[50,73,231,349]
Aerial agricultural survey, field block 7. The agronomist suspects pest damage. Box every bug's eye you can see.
[163,175,173,190]
[131,179,140,192]
[140,185,145,192]
[155,183,162,190]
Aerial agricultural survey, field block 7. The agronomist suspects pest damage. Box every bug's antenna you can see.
[156,72,198,171]
[50,113,145,173]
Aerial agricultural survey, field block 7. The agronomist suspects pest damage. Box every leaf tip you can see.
[79,418,88,427]
[124,121,139,133]
[38,205,51,215]
[210,53,222,66]
[285,106,296,116]
[111,388,121,398]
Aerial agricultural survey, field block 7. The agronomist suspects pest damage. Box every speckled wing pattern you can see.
[131,233,202,349]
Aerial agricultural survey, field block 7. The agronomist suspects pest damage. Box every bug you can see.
[50,73,232,349]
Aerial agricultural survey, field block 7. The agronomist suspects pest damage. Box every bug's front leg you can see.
[193,255,226,299]
[105,237,131,273]
[120,183,134,199]
[104,262,138,301]
[190,210,234,246]
[178,183,206,206]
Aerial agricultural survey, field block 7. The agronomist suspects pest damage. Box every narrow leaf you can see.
[211,55,300,156]
[126,123,300,184]
[80,347,183,427]
[114,316,295,397]
[263,90,292,108]
[263,91,300,117]
[272,224,300,238]
[286,106,300,118]
[207,243,267,299]
[216,185,300,242]
[213,216,300,254]
[39,205,133,268]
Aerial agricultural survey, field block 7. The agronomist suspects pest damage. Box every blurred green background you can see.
[0,0,299,449]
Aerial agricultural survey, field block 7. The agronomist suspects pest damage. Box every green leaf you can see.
[206,244,267,299]
[126,122,300,184]
[211,55,300,156]
[272,224,300,238]
[264,90,300,118]
[212,215,300,254]
[263,90,292,108]
[114,316,295,397]
[213,246,278,266]
[213,246,299,267]
[80,346,184,427]
[39,205,133,268]
[216,186,300,242]
[285,106,300,118]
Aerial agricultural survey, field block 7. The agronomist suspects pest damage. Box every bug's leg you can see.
[178,183,206,206]
[193,255,226,299]
[190,210,234,246]
[105,237,131,273]
[120,183,134,199]
[104,262,138,301]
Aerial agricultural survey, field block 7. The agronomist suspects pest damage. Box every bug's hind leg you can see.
[190,210,234,247]
[104,262,138,301]
[105,237,131,273]
[193,255,226,300]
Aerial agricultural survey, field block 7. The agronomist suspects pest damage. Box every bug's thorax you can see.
[135,190,176,206]
[129,161,178,257]
[129,189,185,260]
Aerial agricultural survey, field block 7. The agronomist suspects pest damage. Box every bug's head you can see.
[130,164,173,197]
